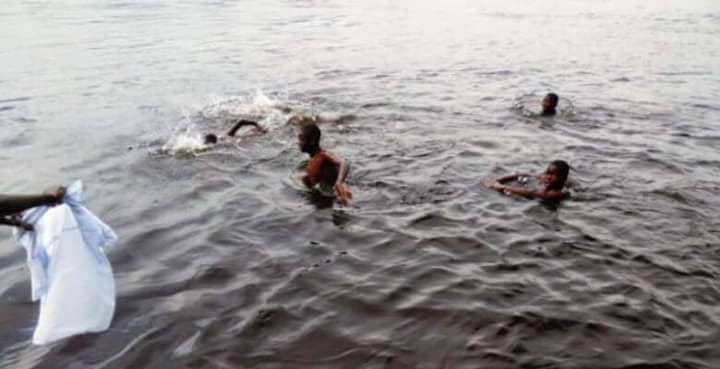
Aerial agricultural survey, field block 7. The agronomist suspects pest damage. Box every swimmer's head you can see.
[542,93,559,115]
[204,133,218,145]
[298,123,321,154]
[541,160,570,191]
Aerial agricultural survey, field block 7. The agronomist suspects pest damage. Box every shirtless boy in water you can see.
[298,123,352,206]
[484,160,570,201]
[203,119,267,145]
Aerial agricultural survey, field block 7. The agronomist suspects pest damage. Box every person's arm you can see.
[0,188,64,217]
[538,190,564,201]
[324,153,352,206]
[496,173,535,184]
[496,185,540,198]
[488,184,563,201]
[301,174,313,188]
[0,216,33,230]
[227,119,265,137]
[483,173,537,190]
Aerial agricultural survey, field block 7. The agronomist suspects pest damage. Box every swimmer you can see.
[484,160,570,201]
[0,187,66,230]
[541,93,559,116]
[203,119,267,145]
[298,123,352,206]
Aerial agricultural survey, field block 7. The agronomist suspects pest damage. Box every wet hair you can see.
[548,160,570,190]
[545,92,559,107]
[204,133,218,145]
[301,123,321,144]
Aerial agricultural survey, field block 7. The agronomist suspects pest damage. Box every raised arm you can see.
[227,119,264,137]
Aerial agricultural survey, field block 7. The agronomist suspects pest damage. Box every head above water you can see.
[541,160,570,191]
[298,123,321,154]
[542,92,559,115]
[204,133,218,145]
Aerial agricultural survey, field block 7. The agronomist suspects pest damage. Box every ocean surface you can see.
[1,1,720,368]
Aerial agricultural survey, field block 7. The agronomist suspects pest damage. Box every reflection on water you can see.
[1,0,720,368]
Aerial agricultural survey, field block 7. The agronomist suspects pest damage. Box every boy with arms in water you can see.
[298,123,352,206]
[484,160,570,201]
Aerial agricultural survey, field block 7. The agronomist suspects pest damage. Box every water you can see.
[1,1,720,368]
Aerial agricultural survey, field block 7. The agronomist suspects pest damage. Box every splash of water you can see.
[158,90,352,157]
[199,90,292,130]
[161,129,209,156]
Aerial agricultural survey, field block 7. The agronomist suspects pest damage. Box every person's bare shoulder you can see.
[319,150,341,165]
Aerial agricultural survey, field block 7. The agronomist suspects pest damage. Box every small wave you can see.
[156,91,291,156]
[690,103,720,112]
[197,91,354,130]
[0,97,30,104]
[360,102,392,109]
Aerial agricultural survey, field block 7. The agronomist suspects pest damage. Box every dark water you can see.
[2,1,720,368]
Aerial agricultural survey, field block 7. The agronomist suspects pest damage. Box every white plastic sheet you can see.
[14,181,116,344]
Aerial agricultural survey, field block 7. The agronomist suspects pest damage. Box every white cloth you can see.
[14,181,117,345]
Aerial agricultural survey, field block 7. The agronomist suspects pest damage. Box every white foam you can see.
[199,90,290,129]
[161,129,209,156]
[158,90,338,157]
